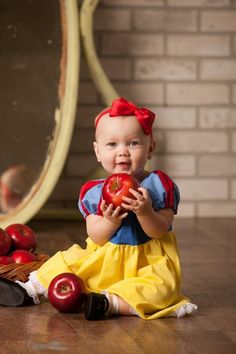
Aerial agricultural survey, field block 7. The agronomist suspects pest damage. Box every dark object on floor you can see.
[0,277,33,306]
[84,292,109,320]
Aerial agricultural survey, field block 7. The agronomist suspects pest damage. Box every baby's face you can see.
[93,114,155,181]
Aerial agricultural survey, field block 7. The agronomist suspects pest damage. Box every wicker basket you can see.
[0,254,49,282]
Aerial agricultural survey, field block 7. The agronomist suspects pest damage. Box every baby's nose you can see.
[118,145,130,156]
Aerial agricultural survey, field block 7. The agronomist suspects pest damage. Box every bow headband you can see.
[94,97,156,136]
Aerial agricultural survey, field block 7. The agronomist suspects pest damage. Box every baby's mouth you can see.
[116,162,131,168]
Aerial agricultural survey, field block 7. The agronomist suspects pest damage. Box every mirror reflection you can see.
[0,0,62,214]
[0,164,36,212]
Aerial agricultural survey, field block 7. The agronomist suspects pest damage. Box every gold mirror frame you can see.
[0,0,79,228]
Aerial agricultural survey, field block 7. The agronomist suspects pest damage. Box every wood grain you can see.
[0,218,235,353]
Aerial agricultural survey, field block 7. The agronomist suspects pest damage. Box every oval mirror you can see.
[0,0,79,228]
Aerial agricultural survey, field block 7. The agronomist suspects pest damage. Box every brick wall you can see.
[47,0,236,218]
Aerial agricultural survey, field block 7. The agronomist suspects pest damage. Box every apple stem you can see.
[60,285,71,293]
[111,178,120,192]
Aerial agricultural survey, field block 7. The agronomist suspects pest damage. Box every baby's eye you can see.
[107,142,117,147]
[129,140,139,147]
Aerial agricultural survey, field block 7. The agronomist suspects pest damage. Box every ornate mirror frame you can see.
[0,0,79,228]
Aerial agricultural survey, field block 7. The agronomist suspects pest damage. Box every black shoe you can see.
[0,277,33,307]
[84,292,109,320]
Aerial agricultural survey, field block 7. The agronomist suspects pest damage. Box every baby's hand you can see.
[121,187,152,216]
[100,199,128,225]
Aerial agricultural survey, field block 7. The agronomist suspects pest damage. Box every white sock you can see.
[170,303,198,318]
[15,271,48,305]
[102,291,119,316]
[28,271,48,298]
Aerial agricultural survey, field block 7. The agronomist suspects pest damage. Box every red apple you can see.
[102,173,140,209]
[0,228,11,256]
[48,273,85,313]
[5,223,37,251]
[10,249,37,264]
[0,255,14,265]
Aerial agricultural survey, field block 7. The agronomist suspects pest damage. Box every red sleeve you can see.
[79,180,104,217]
[153,170,179,213]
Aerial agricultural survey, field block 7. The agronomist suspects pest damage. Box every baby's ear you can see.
[148,140,156,159]
[93,141,101,162]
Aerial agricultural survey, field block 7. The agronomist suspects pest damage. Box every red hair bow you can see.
[95,97,156,136]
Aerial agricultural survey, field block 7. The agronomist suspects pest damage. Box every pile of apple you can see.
[0,223,38,265]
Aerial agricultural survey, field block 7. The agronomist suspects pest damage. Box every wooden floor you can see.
[0,218,236,354]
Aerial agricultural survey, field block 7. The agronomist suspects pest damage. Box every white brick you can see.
[167,35,230,56]
[114,83,164,105]
[168,0,230,7]
[151,131,165,153]
[233,84,236,104]
[75,106,104,128]
[232,180,236,199]
[198,202,236,217]
[101,0,164,6]
[86,166,109,181]
[71,129,95,153]
[64,202,83,212]
[165,131,229,153]
[80,57,131,81]
[199,155,236,176]
[232,132,236,152]
[101,58,131,80]
[166,83,229,105]
[94,9,131,31]
[200,60,236,81]
[78,83,98,104]
[199,108,236,128]
[152,155,196,176]
[176,203,196,218]
[134,59,197,81]
[201,10,236,32]
[50,179,83,202]
[102,34,164,56]
[67,154,97,177]
[175,178,228,200]
[152,107,196,129]
[44,200,65,210]
[79,59,91,80]
[134,10,197,32]
[233,35,236,55]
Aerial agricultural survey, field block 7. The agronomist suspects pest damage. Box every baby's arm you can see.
[121,187,174,239]
[86,200,128,246]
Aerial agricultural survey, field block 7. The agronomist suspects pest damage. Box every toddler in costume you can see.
[0,97,197,320]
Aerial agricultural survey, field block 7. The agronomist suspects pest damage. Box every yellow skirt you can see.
[36,231,189,320]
